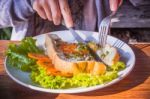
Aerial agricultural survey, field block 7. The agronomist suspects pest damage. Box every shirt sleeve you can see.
[0,0,35,28]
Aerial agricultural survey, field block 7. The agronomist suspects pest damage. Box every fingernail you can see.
[48,18,52,21]
[54,20,60,25]
[42,15,47,20]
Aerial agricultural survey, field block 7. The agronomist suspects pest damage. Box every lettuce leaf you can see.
[6,37,43,72]
[30,67,70,89]
[110,61,126,71]
[30,67,118,89]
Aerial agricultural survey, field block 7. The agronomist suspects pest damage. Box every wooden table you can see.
[0,40,150,99]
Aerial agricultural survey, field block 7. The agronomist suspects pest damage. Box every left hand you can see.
[109,0,123,12]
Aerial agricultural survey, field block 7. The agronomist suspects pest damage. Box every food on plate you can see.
[6,36,126,89]
[45,34,107,75]
[28,53,50,60]
[97,44,120,66]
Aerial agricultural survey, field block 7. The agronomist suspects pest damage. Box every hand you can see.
[109,0,123,12]
[33,0,73,27]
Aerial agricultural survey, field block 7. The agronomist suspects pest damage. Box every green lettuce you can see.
[110,61,126,71]
[30,67,118,89]
[6,37,43,72]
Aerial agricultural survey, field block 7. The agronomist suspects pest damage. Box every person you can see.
[0,0,122,40]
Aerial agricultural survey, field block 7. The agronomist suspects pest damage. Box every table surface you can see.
[0,40,150,99]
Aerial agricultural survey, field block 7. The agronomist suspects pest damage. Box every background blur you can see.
[0,0,150,43]
[0,28,12,40]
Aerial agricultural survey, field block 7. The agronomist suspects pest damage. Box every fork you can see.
[98,12,116,47]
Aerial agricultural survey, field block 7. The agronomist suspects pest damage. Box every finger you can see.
[109,0,119,12]
[119,0,123,6]
[49,0,61,25]
[40,0,52,21]
[33,0,47,19]
[59,0,73,28]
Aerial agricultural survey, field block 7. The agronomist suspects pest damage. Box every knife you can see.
[68,27,85,43]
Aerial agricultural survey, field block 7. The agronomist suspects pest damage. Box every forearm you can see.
[0,0,35,28]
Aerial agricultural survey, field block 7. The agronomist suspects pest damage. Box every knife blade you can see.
[68,27,85,43]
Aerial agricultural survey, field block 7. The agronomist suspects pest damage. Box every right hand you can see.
[33,0,73,28]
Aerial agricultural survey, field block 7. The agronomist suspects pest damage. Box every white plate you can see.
[4,30,135,93]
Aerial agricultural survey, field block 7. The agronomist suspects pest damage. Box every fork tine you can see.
[99,27,103,46]
[100,26,106,47]
[99,24,104,46]
[99,15,111,47]
[102,19,111,46]
[99,12,116,47]
[102,27,107,47]
[104,23,111,45]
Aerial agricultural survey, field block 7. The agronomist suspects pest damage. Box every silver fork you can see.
[99,12,116,47]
